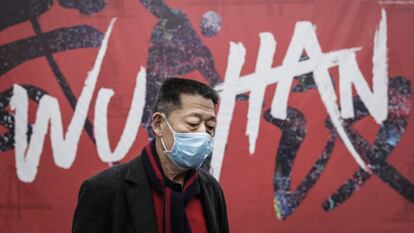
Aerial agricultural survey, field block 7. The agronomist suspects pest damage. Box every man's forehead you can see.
[180,93,214,103]
[179,94,215,109]
[173,93,216,119]
[183,111,216,120]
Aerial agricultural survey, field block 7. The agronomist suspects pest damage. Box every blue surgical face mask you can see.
[160,114,214,170]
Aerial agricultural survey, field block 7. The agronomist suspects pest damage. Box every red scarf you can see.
[141,141,200,233]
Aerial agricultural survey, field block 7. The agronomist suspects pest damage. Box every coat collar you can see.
[197,169,220,233]
[124,155,158,233]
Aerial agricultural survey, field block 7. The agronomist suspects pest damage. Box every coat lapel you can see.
[198,171,219,233]
[124,156,158,233]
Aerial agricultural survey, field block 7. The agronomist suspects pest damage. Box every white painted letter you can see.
[10,18,117,182]
[94,67,146,162]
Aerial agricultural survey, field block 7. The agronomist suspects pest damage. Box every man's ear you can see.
[151,112,163,137]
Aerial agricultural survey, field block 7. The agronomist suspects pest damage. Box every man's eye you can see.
[207,127,215,136]
[206,125,215,132]
[187,122,198,127]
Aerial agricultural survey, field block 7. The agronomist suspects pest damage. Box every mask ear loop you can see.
[160,113,176,153]
[161,113,175,133]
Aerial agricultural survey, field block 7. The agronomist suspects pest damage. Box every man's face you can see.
[157,93,216,150]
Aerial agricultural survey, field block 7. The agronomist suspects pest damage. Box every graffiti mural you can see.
[0,0,413,232]
[139,0,222,138]
[0,0,107,153]
[267,75,413,220]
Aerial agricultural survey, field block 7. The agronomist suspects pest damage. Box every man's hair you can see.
[154,78,219,116]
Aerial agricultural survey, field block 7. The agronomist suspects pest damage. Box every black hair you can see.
[154,78,219,116]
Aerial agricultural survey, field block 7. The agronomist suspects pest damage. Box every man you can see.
[72,78,229,233]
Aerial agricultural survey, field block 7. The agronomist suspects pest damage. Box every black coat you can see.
[72,154,229,233]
